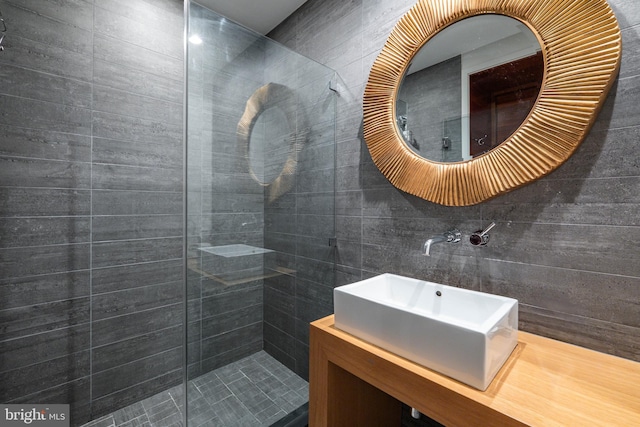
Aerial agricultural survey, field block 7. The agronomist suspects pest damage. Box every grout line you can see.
[91,324,183,350]
[89,0,96,414]
[0,346,90,376]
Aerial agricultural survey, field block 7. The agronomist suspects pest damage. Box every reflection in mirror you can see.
[397,15,543,162]
[237,83,307,203]
[249,106,290,184]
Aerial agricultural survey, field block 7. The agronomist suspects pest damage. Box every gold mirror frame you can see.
[238,83,307,203]
[363,0,621,206]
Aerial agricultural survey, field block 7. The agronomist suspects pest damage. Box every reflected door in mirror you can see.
[469,51,543,157]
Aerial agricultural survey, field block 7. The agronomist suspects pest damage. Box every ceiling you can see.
[196,0,308,35]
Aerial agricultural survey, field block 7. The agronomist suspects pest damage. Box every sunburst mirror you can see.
[363,0,621,206]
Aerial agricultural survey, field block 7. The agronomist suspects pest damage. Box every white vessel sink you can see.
[334,273,518,390]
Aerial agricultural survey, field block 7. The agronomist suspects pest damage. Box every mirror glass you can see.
[249,106,290,184]
[397,14,543,162]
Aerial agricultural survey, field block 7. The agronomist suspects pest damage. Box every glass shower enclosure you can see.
[185,2,336,425]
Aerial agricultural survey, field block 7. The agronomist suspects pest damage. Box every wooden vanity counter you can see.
[309,315,640,426]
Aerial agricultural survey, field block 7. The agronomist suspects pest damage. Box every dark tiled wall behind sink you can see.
[0,0,184,423]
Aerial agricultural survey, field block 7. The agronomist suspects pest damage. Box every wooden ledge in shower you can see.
[188,259,295,287]
[309,315,640,426]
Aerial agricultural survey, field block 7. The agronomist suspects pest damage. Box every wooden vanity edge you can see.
[309,315,640,427]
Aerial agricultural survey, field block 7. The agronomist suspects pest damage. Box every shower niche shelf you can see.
[189,244,294,287]
[199,243,273,257]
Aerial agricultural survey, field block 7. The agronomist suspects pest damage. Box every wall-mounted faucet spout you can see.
[423,235,448,255]
[423,229,461,256]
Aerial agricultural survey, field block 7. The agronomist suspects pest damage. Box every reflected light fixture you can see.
[188,34,203,45]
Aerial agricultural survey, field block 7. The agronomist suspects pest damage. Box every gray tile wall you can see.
[0,0,183,424]
[269,0,640,366]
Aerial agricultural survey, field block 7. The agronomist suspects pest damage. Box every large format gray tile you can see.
[0,95,91,135]
[519,304,640,362]
[0,324,90,372]
[0,188,90,217]
[92,260,183,294]
[263,286,295,318]
[0,270,89,310]
[264,304,296,339]
[5,0,94,30]
[553,127,640,179]
[0,64,92,108]
[92,303,183,348]
[95,0,182,36]
[201,323,263,359]
[201,285,263,318]
[295,257,334,287]
[199,342,263,378]
[296,214,333,240]
[0,243,90,279]
[92,237,182,268]
[92,137,182,169]
[92,348,182,399]
[91,370,183,420]
[94,35,182,82]
[201,305,263,339]
[296,192,335,216]
[92,164,182,192]
[0,217,90,248]
[478,222,640,277]
[0,351,90,403]
[619,23,640,79]
[293,295,331,330]
[0,34,92,82]
[92,215,182,242]
[92,326,182,373]
[263,324,295,362]
[93,85,182,126]
[0,124,91,162]
[0,297,90,341]
[202,212,264,235]
[481,259,640,329]
[593,74,640,132]
[94,6,182,60]
[0,156,91,189]
[361,186,479,219]
[92,111,182,148]
[91,281,182,321]
[93,59,182,104]
[1,1,92,55]
[92,190,182,216]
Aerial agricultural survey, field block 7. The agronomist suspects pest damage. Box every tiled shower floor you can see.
[82,351,309,427]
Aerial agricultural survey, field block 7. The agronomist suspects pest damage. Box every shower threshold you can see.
[82,351,308,427]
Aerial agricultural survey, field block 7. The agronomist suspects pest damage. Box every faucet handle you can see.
[479,222,496,236]
[470,222,495,246]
